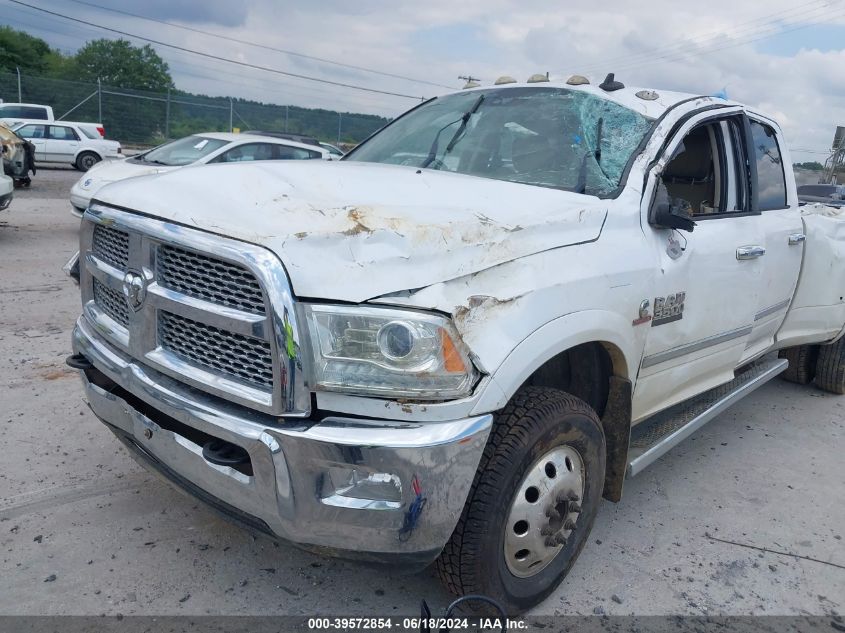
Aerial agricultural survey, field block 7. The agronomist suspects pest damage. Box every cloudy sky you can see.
[3,0,844,159]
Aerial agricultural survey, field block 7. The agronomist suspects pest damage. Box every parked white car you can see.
[69,132,329,216]
[12,120,120,171]
[0,173,12,211]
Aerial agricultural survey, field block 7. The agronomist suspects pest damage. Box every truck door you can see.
[740,116,804,359]
[633,112,764,422]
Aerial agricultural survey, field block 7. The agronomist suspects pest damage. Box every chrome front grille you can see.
[157,244,265,313]
[93,278,129,327]
[159,311,273,388]
[92,224,129,270]
[79,205,310,416]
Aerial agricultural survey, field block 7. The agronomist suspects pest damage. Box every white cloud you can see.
[10,0,845,156]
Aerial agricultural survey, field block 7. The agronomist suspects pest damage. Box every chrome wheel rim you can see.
[503,445,585,578]
[82,156,96,169]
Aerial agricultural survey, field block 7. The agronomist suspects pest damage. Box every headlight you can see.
[302,304,478,399]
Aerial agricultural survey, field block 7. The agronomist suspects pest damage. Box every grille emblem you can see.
[122,271,147,311]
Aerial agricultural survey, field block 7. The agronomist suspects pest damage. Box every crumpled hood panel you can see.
[93,161,608,302]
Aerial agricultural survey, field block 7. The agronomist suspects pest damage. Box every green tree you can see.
[0,26,55,75]
[71,39,173,91]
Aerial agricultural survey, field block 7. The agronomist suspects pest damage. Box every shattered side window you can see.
[346,87,653,196]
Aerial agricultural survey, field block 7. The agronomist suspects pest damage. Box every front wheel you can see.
[436,386,606,614]
[75,151,100,171]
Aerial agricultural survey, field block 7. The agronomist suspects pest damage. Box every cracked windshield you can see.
[347,87,654,196]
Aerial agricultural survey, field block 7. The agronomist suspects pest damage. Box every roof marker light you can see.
[494,75,517,85]
[635,90,659,101]
[566,75,590,85]
[527,73,549,83]
[463,81,480,89]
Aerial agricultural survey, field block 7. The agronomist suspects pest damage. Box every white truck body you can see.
[68,80,845,611]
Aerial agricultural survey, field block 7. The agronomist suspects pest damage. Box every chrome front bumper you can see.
[73,318,492,564]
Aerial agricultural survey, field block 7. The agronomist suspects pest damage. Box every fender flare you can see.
[470,309,639,415]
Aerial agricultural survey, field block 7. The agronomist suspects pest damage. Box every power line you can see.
[60,0,457,91]
[599,7,845,76]
[568,0,838,75]
[2,8,402,112]
[6,0,428,101]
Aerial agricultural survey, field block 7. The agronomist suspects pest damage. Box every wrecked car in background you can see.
[66,75,845,613]
[0,122,35,187]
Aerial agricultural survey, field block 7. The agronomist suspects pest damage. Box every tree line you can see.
[0,27,388,145]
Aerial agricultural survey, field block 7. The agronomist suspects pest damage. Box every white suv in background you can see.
[12,120,121,171]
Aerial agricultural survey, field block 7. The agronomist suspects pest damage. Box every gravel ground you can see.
[0,169,843,617]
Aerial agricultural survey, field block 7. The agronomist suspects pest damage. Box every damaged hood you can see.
[93,161,608,302]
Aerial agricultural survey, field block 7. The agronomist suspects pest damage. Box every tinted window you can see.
[749,120,787,210]
[49,126,79,141]
[797,185,836,197]
[216,143,275,162]
[0,105,48,119]
[16,124,46,139]
[276,145,319,160]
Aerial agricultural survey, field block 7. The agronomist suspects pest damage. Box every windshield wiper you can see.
[421,93,485,169]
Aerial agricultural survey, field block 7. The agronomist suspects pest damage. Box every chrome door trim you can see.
[641,325,753,369]
[754,298,790,322]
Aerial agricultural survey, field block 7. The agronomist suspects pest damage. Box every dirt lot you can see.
[0,169,843,617]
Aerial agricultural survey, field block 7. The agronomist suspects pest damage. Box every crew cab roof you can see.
[455,79,741,120]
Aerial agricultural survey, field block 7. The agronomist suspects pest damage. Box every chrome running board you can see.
[627,357,788,477]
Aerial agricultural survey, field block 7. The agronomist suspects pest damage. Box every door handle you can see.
[736,245,766,260]
[788,233,806,245]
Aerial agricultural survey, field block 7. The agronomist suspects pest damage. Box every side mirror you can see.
[652,201,696,232]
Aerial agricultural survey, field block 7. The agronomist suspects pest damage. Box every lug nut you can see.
[546,508,562,521]
[554,533,567,546]
[143,428,153,440]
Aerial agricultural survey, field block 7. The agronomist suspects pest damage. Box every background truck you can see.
[67,77,845,613]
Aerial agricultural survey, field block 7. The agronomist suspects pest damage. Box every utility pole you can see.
[97,78,102,122]
[16,66,22,102]
[458,74,481,88]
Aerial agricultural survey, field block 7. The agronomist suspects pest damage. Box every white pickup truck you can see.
[67,76,845,613]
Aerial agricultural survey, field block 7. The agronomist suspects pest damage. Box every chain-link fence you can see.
[0,71,389,147]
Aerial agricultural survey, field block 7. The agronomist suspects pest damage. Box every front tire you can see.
[75,151,100,171]
[436,386,605,614]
